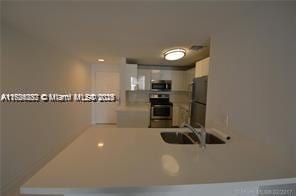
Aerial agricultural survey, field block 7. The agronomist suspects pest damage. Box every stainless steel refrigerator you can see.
[190,76,208,127]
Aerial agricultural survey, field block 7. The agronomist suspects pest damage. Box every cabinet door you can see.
[138,69,151,90]
[151,70,173,81]
[170,70,186,91]
[160,70,173,80]
[124,64,138,91]
[151,70,161,80]
[195,57,210,77]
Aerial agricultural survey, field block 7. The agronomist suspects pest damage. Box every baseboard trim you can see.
[1,124,92,196]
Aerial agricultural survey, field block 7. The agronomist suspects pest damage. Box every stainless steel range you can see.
[149,93,173,128]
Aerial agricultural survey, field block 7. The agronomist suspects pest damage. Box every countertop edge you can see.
[21,177,296,195]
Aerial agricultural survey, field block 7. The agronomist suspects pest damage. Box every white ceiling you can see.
[1,1,257,65]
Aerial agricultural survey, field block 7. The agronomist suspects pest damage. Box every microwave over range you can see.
[151,80,172,91]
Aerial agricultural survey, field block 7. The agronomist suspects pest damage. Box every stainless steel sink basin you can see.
[160,132,225,144]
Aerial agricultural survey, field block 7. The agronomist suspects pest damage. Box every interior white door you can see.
[94,71,120,124]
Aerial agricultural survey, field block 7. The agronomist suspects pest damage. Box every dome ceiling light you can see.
[164,48,186,61]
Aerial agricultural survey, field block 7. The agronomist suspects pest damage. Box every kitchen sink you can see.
[160,132,225,144]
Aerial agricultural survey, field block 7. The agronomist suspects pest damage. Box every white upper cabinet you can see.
[137,68,195,91]
[195,57,210,77]
[137,69,151,90]
[150,69,162,81]
[150,69,186,91]
[170,70,186,91]
[122,64,138,91]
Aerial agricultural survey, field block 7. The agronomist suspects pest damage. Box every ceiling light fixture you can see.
[164,48,186,61]
[97,142,104,148]
[97,59,104,62]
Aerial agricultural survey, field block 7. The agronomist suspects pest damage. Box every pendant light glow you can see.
[164,48,186,61]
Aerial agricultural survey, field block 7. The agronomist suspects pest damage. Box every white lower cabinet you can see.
[116,107,150,128]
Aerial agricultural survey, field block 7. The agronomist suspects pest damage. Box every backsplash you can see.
[126,90,189,105]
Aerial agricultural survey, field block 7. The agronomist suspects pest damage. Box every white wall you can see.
[206,4,296,163]
[1,23,91,195]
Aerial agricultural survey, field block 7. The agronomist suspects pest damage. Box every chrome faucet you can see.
[181,122,206,148]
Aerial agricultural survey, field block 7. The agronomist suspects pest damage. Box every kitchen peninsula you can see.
[21,126,296,195]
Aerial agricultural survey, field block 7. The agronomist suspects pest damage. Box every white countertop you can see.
[21,126,296,195]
